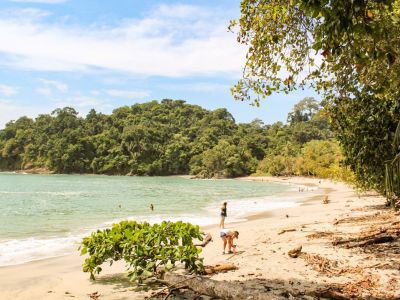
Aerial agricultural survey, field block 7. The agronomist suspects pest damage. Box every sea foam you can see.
[0,235,83,266]
[0,173,321,267]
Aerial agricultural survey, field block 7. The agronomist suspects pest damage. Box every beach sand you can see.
[1,176,399,299]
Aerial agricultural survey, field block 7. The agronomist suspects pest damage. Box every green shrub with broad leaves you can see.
[80,220,204,282]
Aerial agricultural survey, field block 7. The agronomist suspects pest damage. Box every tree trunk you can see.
[204,263,237,275]
[161,273,286,300]
[346,235,395,248]
[333,233,396,248]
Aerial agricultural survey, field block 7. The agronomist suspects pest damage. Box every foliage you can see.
[256,139,349,180]
[257,142,299,176]
[80,220,204,282]
[231,0,399,102]
[299,140,342,178]
[385,120,400,207]
[287,97,320,125]
[190,139,257,178]
[254,98,352,182]
[231,0,400,193]
[330,96,400,192]
[0,100,260,178]
[0,98,346,181]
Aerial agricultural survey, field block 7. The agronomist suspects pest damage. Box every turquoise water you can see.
[0,173,298,266]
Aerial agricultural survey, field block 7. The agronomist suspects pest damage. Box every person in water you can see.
[150,203,154,211]
[220,229,239,254]
[220,202,227,228]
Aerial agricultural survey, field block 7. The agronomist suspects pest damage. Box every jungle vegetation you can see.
[231,0,400,203]
[0,98,347,180]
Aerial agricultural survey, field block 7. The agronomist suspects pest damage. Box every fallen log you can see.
[204,263,237,275]
[277,228,296,235]
[160,273,392,300]
[333,222,400,247]
[346,235,395,248]
[161,273,286,300]
[333,233,396,247]
[308,288,349,300]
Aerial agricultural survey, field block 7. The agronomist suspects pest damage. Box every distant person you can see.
[220,202,227,228]
[150,203,154,211]
[220,229,239,254]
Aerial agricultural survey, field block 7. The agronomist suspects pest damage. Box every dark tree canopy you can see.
[0,99,339,179]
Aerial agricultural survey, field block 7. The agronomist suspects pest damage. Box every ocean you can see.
[0,173,311,266]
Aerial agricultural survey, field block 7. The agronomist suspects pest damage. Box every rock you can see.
[288,245,302,258]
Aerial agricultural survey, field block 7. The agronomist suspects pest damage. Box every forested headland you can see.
[0,98,348,179]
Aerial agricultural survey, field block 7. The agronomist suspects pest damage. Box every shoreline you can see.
[0,176,318,268]
[1,176,397,299]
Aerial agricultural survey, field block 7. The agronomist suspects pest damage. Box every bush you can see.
[80,220,204,282]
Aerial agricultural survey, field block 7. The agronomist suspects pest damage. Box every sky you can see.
[0,0,318,129]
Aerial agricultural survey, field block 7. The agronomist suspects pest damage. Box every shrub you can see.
[80,220,204,282]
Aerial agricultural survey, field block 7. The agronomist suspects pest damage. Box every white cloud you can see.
[106,89,149,99]
[35,78,68,98]
[36,87,52,97]
[161,82,230,93]
[1,8,50,20]
[38,79,68,92]
[0,4,245,77]
[9,0,66,4]
[151,4,210,19]
[0,84,18,97]
[63,96,100,108]
[51,95,116,113]
[0,100,45,128]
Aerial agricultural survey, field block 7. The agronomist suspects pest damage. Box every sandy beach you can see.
[1,176,399,299]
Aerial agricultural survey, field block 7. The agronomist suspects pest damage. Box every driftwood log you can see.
[345,235,395,248]
[159,273,393,300]
[333,223,400,248]
[277,228,296,235]
[161,273,286,300]
[204,263,237,275]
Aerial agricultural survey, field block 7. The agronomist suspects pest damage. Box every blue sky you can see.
[0,0,318,128]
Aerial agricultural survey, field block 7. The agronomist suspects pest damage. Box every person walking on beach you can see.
[220,228,239,254]
[220,202,227,228]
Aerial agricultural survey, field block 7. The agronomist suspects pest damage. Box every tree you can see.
[257,142,299,176]
[162,134,191,174]
[231,0,399,102]
[80,221,204,282]
[231,0,400,192]
[330,96,400,192]
[299,140,342,178]
[0,99,340,180]
[287,97,320,125]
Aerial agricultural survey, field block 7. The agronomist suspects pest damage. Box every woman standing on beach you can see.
[220,202,227,228]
